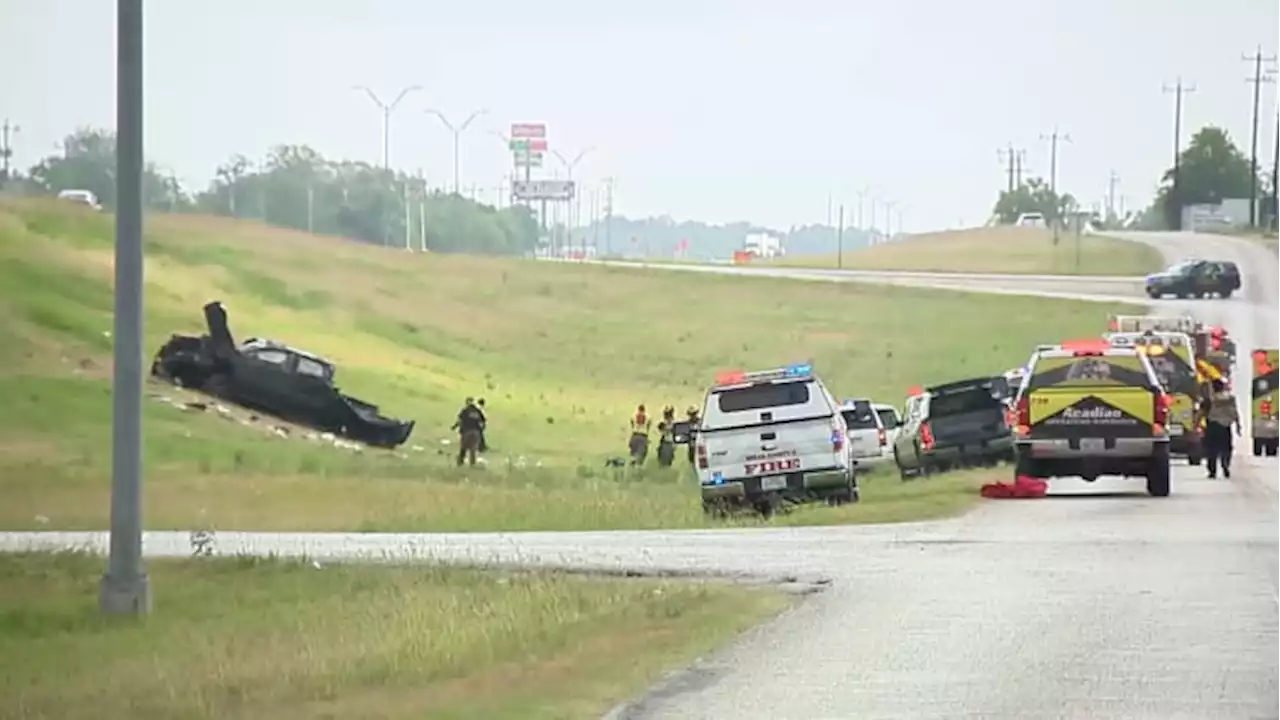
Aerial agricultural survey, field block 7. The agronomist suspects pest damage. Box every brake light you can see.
[877,428,887,446]
[1262,399,1274,418]
[1015,395,1030,434]
[696,443,708,469]
[920,421,935,450]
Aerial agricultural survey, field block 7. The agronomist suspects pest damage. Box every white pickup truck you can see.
[696,363,858,516]
[839,398,888,462]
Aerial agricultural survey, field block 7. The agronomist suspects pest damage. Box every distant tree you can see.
[1152,125,1259,229]
[26,128,171,208]
[992,177,1075,225]
[192,144,538,254]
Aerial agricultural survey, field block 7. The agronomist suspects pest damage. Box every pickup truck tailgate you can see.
[927,384,1009,446]
[702,417,839,482]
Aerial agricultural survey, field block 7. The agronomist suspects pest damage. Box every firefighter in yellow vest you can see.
[628,404,652,464]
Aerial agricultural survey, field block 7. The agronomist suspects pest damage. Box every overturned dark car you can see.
[150,301,416,448]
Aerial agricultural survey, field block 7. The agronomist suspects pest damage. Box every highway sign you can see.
[509,138,548,152]
[513,179,574,201]
[514,152,544,168]
[511,123,546,139]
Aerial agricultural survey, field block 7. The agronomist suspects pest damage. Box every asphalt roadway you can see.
[2,232,1277,719]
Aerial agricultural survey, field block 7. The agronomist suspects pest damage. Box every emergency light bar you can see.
[714,362,813,386]
[1111,314,1197,334]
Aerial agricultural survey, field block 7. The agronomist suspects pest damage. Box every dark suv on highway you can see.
[1145,259,1241,299]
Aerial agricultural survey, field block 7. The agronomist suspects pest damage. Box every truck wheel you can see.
[1221,289,1234,299]
[1254,438,1265,457]
[1146,445,1172,497]
[1014,454,1040,478]
[1186,452,1202,466]
[1267,439,1279,457]
[893,448,912,481]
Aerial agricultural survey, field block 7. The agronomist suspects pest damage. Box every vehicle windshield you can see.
[1165,260,1198,274]
[1145,351,1197,395]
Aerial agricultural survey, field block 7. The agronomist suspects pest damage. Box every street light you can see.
[551,146,595,180]
[100,0,150,616]
[424,107,488,195]
[352,84,423,170]
[551,147,595,250]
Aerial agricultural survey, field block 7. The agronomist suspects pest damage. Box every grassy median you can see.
[771,226,1163,275]
[0,551,790,720]
[0,199,1146,532]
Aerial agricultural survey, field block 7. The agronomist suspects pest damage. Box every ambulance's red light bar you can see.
[1061,339,1110,356]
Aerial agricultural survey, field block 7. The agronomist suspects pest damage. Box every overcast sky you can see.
[2,0,1277,231]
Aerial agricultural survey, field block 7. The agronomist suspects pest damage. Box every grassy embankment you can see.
[771,226,1165,275]
[0,198,1146,533]
[0,551,790,720]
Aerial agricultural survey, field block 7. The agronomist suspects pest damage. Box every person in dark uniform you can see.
[1201,378,1242,479]
[452,397,486,467]
[476,397,489,453]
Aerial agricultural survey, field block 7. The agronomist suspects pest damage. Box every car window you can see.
[250,348,289,366]
[715,381,810,413]
[840,400,878,429]
[875,407,900,429]
[295,356,330,380]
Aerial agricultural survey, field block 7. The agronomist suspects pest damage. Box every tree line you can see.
[991,124,1277,231]
[4,127,540,255]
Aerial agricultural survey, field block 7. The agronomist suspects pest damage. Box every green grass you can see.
[770,226,1164,275]
[0,551,790,720]
[0,198,1147,532]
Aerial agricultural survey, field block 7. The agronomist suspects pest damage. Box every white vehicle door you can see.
[698,378,841,485]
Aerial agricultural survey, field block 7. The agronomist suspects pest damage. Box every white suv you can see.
[695,363,858,516]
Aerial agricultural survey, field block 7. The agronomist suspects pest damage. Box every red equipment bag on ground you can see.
[980,475,1048,499]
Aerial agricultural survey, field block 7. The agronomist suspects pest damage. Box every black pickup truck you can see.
[892,376,1015,478]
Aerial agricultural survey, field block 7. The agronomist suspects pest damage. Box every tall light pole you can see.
[101,0,150,616]
[352,84,422,170]
[552,147,595,250]
[425,107,488,195]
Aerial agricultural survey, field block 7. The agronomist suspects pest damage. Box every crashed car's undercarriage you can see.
[150,301,416,448]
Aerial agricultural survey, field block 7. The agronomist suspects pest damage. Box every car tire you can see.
[1146,444,1172,497]
[1254,438,1265,457]
[1187,452,1202,466]
[1267,439,1279,457]
[1146,288,1160,299]
[893,448,912,481]
[1221,289,1234,299]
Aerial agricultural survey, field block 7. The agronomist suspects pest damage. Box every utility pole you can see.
[1244,47,1278,228]
[1014,150,1026,187]
[425,108,488,196]
[836,203,845,269]
[997,144,1017,192]
[1273,110,1280,231]
[101,0,150,616]
[1040,127,1071,244]
[603,177,614,256]
[1039,127,1071,197]
[1162,78,1196,231]
[0,119,17,185]
[1106,170,1119,222]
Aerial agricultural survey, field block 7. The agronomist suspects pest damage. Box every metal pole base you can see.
[99,570,152,615]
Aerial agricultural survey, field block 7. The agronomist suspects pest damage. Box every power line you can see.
[1162,78,1196,231]
[1243,47,1278,228]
